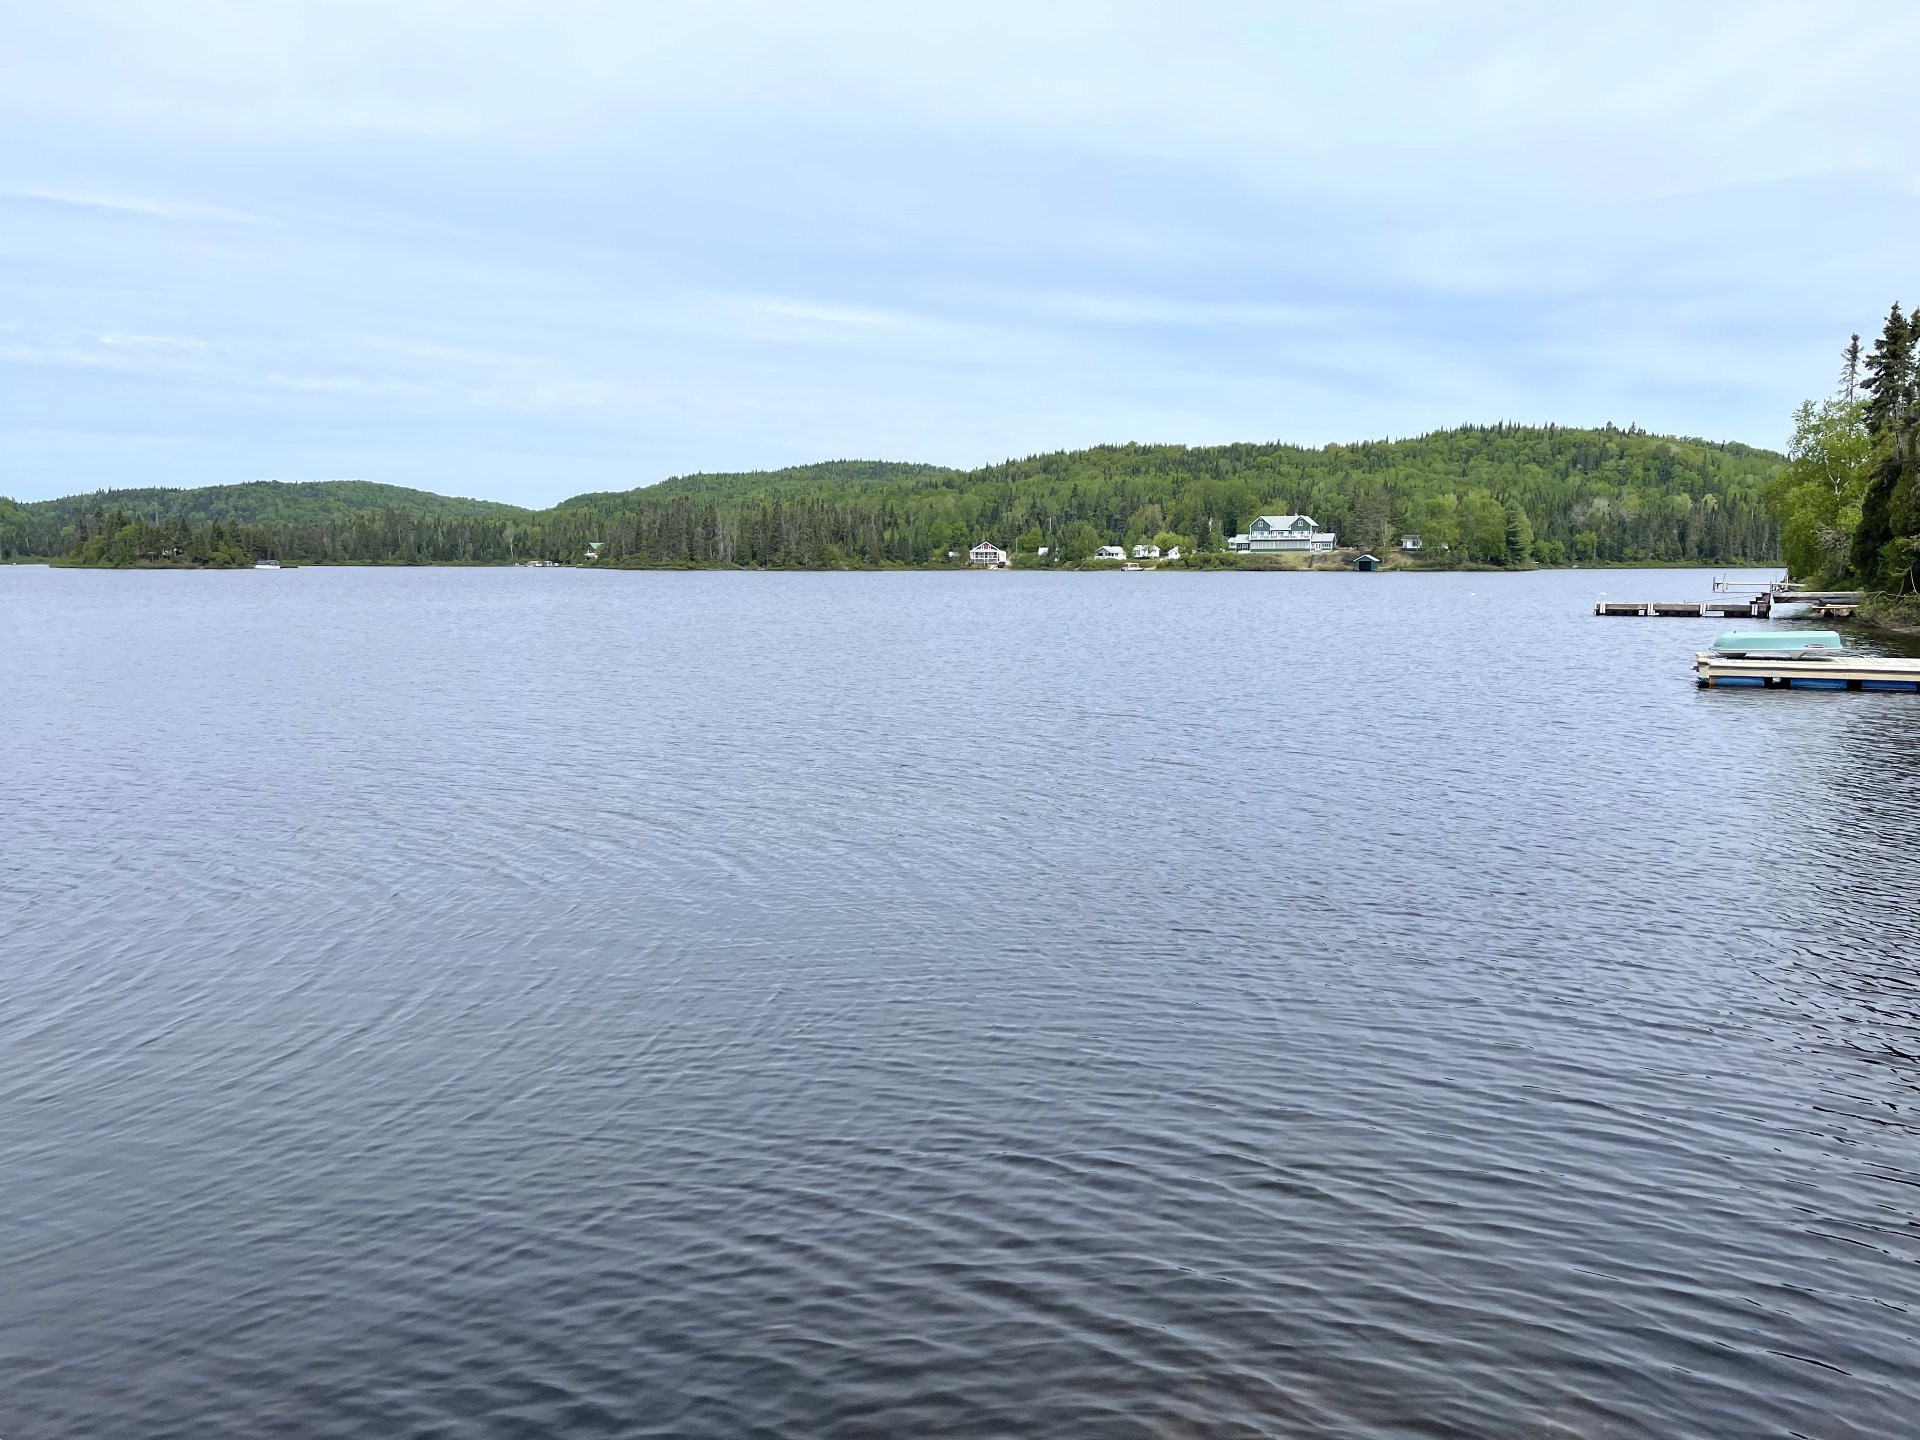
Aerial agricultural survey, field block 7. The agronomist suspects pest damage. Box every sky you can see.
[2,1,1917,507]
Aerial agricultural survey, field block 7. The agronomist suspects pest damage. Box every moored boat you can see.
[1710,630,1842,659]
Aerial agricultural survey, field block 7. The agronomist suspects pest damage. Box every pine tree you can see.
[1849,304,1916,587]
[1860,303,1912,440]
[1840,333,1862,400]
[1503,500,1534,565]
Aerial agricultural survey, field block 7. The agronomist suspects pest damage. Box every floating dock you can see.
[1695,652,1920,691]
[1598,583,1867,619]
[1596,599,1767,618]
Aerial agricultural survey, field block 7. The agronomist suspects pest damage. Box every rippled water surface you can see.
[4,565,1919,1439]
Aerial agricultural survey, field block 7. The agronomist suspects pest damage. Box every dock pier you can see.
[1596,599,1768,618]
[1597,581,1865,620]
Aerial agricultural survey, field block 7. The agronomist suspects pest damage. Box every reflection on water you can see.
[1,564,1916,1439]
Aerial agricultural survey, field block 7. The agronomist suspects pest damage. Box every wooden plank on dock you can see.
[1595,601,1650,616]
[1650,601,1707,617]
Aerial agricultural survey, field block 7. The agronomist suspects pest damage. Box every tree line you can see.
[7,424,1783,568]
[1765,300,1918,593]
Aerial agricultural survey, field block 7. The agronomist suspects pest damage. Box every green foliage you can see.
[1765,399,1872,585]
[1859,591,1920,630]
[60,510,255,567]
[15,425,1784,569]
[1849,305,1915,588]
[1785,299,1920,594]
[1859,304,1912,440]
[1503,500,1534,565]
[1057,520,1102,562]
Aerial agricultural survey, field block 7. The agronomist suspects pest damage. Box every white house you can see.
[1093,544,1127,560]
[1226,514,1337,553]
[1131,543,1161,560]
[969,540,1009,567]
[1164,546,1181,560]
[1398,534,1423,552]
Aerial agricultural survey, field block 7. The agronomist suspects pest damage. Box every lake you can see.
[3,564,1917,1439]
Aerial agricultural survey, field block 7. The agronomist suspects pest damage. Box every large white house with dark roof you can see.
[1226,514,1337,553]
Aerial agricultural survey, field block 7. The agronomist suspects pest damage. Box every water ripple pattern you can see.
[2,565,1918,1438]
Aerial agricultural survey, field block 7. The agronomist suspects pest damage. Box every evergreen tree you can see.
[1850,303,1917,588]
[1860,304,1913,440]
[1503,501,1534,565]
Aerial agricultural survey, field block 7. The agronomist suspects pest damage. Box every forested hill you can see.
[891,425,1782,565]
[0,480,521,556]
[6,425,1784,566]
[555,460,961,511]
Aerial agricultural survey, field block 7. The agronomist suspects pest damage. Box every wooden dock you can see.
[1695,652,1920,691]
[1596,599,1766,618]
[1598,582,1868,620]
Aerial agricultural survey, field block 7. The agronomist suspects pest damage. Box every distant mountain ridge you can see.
[16,479,525,526]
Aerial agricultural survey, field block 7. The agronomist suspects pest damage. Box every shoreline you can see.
[22,557,1784,575]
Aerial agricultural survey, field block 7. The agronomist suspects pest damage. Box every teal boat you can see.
[1712,630,1844,659]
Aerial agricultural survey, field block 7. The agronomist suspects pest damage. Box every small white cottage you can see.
[1094,545,1127,560]
[969,541,1009,567]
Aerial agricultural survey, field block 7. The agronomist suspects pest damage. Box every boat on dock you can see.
[1768,586,1864,607]
[1710,630,1843,659]
[1696,631,1920,691]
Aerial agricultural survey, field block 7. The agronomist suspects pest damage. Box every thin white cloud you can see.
[96,331,211,350]
[259,372,414,396]
[1021,294,1352,329]
[7,187,269,225]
